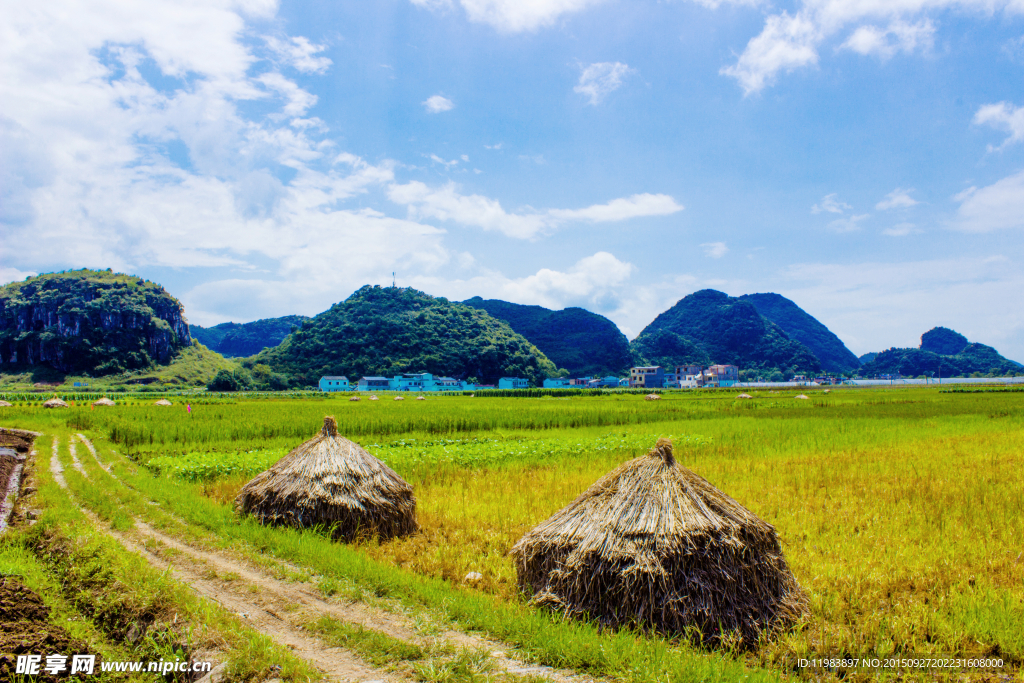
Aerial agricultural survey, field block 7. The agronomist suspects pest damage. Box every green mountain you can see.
[630,289,822,375]
[861,328,1022,377]
[739,293,860,373]
[191,315,310,358]
[461,298,631,376]
[260,286,560,387]
[0,269,192,376]
[919,327,968,356]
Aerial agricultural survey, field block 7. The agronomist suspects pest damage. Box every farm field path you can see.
[50,433,403,683]
[71,432,597,683]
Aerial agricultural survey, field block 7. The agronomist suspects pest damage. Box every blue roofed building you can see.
[498,377,529,389]
[390,373,434,391]
[356,376,391,391]
[542,377,571,388]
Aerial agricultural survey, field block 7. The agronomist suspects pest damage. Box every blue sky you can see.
[2,0,1023,360]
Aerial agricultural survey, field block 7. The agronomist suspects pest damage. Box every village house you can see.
[351,373,475,392]
[704,364,739,387]
[630,366,665,388]
[318,376,350,391]
[356,376,391,391]
[498,377,530,389]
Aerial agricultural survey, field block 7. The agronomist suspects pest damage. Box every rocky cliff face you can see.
[0,269,191,375]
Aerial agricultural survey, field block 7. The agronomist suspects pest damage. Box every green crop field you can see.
[3,386,1022,682]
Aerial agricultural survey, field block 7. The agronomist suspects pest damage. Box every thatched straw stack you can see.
[737,393,752,399]
[0,400,11,408]
[369,395,379,401]
[794,394,809,400]
[510,438,808,644]
[43,398,68,409]
[394,396,404,401]
[416,396,425,401]
[154,398,173,406]
[92,397,116,407]
[234,416,417,541]
[349,396,361,401]
[645,393,661,401]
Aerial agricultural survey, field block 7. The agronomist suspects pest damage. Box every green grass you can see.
[5,430,324,682]
[305,615,427,666]
[5,386,1023,682]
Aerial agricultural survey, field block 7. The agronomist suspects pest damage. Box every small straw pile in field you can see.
[154,398,173,406]
[234,416,418,541]
[394,396,404,401]
[737,393,752,399]
[416,396,425,400]
[92,397,115,407]
[510,438,808,644]
[369,395,379,401]
[645,394,660,401]
[795,394,809,400]
[349,396,361,401]
[0,401,11,408]
[42,398,68,409]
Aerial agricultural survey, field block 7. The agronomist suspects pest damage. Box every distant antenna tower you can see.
[392,272,396,288]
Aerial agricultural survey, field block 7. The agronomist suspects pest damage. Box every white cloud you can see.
[389,184,684,238]
[701,242,729,258]
[812,193,851,214]
[410,0,604,32]
[974,102,1024,150]
[721,0,1023,94]
[423,94,454,113]
[952,170,1024,232]
[257,72,319,118]
[388,181,549,239]
[827,214,870,232]
[720,12,819,95]
[548,193,683,222]
[409,251,637,324]
[779,256,1024,360]
[265,36,332,74]
[574,62,633,105]
[428,154,460,168]
[876,187,919,210]
[841,19,934,59]
[485,142,503,150]
[0,267,37,286]
[882,222,920,236]
[0,0,462,323]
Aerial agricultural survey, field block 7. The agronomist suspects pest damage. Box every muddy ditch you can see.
[0,575,92,682]
[1,428,36,535]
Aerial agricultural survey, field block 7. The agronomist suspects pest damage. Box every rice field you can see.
[5,386,1023,681]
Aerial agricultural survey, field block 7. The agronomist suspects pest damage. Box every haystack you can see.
[349,396,361,401]
[43,398,68,409]
[510,438,808,643]
[369,395,379,401]
[92,397,116,407]
[234,416,417,541]
[794,394,809,400]
[154,399,173,406]
[416,396,425,401]
[0,400,11,407]
[394,396,404,401]
[645,393,660,401]
[737,393,752,399]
